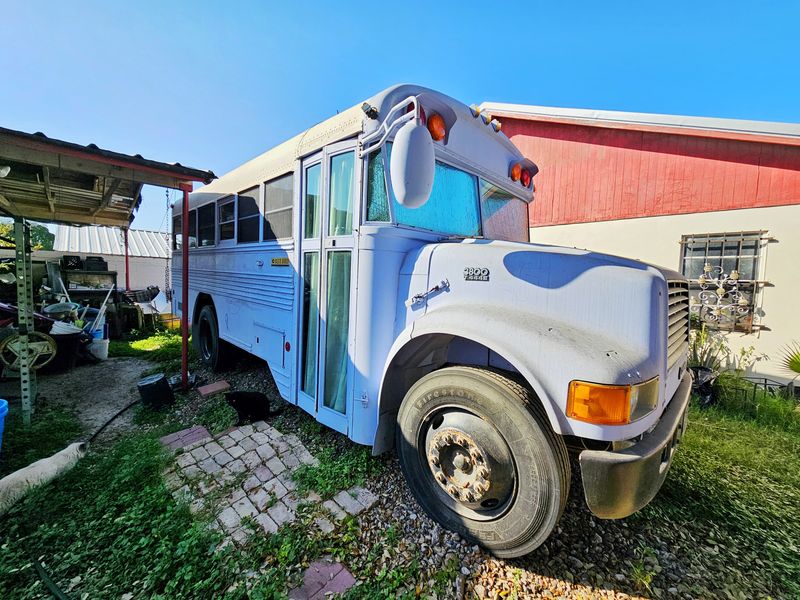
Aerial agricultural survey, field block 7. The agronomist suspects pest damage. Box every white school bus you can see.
[173,84,690,557]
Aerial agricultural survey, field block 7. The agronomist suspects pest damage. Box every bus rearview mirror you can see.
[389,120,435,209]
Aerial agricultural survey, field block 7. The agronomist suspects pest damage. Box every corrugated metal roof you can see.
[480,102,800,144]
[0,126,216,183]
[53,225,169,259]
[0,126,216,228]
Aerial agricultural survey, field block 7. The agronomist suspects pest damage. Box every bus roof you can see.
[197,102,365,197]
[190,84,532,207]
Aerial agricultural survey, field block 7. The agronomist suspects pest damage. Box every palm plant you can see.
[780,341,800,381]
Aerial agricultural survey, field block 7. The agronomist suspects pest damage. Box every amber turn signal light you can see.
[510,162,522,181]
[427,113,446,141]
[566,378,659,426]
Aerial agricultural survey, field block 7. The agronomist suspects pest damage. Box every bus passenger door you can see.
[297,142,358,434]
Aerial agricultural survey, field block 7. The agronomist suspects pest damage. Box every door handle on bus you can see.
[405,279,450,308]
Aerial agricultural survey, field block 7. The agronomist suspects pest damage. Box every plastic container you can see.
[43,302,80,321]
[0,399,7,453]
[89,338,109,360]
[137,374,175,409]
[81,307,106,337]
[50,321,83,335]
[39,332,81,374]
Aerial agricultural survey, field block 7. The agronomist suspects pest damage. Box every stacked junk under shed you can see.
[0,125,215,426]
[0,249,165,375]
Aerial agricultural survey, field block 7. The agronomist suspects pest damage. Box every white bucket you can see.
[89,338,109,360]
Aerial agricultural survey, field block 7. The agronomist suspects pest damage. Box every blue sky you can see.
[3,1,798,231]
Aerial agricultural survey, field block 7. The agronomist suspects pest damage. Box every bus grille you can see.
[667,280,690,368]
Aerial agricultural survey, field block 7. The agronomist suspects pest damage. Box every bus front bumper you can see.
[578,371,691,519]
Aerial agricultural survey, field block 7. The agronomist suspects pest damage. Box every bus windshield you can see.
[366,145,481,237]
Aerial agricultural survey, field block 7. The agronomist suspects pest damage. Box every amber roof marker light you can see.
[427,113,446,142]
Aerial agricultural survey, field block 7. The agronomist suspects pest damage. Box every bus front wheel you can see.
[396,366,570,558]
[195,305,232,372]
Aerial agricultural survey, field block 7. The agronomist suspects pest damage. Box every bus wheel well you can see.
[372,334,534,455]
[192,293,215,324]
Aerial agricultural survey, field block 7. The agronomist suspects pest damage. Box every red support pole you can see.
[123,228,130,291]
[181,185,190,391]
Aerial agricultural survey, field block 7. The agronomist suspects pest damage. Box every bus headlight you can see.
[566,377,659,425]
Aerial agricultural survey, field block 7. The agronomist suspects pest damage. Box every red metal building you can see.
[481,103,800,380]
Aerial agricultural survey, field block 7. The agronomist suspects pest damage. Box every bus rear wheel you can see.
[396,366,570,558]
[195,305,232,372]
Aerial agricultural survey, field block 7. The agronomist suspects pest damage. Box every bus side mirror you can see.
[390,120,434,209]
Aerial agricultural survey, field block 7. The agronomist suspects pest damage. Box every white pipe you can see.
[0,442,88,515]
[89,287,114,333]
[57,277,71,304]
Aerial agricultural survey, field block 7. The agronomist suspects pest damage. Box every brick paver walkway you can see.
[288,556,357,600]
[160,420,378,554]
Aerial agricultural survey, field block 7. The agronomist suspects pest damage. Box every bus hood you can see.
[396,238,681,439]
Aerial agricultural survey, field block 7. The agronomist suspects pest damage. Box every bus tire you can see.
[396,366,570,558]
[195,304,231,372]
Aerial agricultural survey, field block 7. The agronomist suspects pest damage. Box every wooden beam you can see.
[0,193,19,212]
[0,203,136,226]
[42,167,55,213]
[92,177,121,215]
[0,136,191,189]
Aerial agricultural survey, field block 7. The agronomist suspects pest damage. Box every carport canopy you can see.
[0,125,215,424]
[0,126,214,226]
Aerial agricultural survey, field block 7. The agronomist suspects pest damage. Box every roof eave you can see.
[480,103,800,147]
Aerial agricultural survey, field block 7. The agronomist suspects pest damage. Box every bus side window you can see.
[188,209,198,248]
[172,214,182,250]
[263,174,293,241]
[198,204,215,247]
[218,196,235,241]
[237,186,260,244]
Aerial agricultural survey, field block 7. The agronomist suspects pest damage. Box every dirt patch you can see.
[0,358,154,444]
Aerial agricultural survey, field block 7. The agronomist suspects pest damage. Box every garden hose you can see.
[87,399,141,444]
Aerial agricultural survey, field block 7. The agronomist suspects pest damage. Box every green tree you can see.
[0,220,55,251]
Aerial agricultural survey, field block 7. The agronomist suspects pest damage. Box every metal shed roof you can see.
[0,126,215,227]
[480,102,800,146]
[53,225,169,259]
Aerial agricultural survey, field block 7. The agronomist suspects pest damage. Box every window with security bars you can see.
[680,231,764,332]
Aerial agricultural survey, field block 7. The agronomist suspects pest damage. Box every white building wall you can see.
[530,204,800,381]
[0,250,169,291]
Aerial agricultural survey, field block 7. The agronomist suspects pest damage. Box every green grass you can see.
[197,393,239,434]
[653,403,800,596]
[713,372,800,433]
[0,435,238,598]
[108,330,186,364]
[292,443,385,499]
[0,403,83,478]
[0,429,366,599]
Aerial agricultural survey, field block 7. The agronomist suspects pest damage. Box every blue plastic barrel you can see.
[0,399,8,452]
